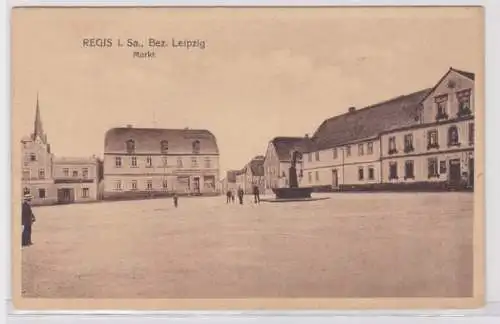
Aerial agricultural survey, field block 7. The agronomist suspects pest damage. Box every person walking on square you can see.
[253,184,260,204]
[237,187,244,205]
[231,189,236,203]
[226,190,232,204]
[21,194,36,247]
[173,193,179,208]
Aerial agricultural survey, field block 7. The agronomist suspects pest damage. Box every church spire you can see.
[32,93,46,143]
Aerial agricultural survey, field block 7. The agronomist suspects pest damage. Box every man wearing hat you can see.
[22,194,36,247]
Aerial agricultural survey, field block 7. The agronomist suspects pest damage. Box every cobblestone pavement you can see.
[21,192,473,298]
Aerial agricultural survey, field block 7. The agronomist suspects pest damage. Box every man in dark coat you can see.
[237,187,244,205]
[22,194,36,247]
[253,184,260,204]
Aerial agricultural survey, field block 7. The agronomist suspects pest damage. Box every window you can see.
[404,160,415,180]
[404,134,414,153]
[308,172,312,183]
[332,148,338,159]
[22,169,30,180]
[315,171,319,181]
[204,157,211,168]
[146,156,152,168]
[427,158,439,178]
[192,140,201,154]
[146,180,153,190]
[162,179,168,189]
[469,123,474,145]
[72,170,78,177]
[308,153,312,162]
[367,142,373,155]
[177,157,183,168]
[315,151,320,161]
[115,156,122,168]
[389,162,398,180]
[38,188,46,199]
[368,167,375,180]
[191,157,198,168]
[439,161,447,174]
[63,168,69,177]
[448,126,460,146]
[160,140,169,154]
[388,136,397,154]
[457,89,472,117]
[126,139,135,154]
[427,130,439,149]
[435,94,449,120]
[358,167,364,180]
[115,180,122,190]
[38,169,45,179]
[29,153,36,161]
[131,180,138,190]
[23,187,30,195]
[131,156,138,167]
[346,146,351,157]
[358,144,364,156]
[82,188,89,198]
[82,168,89,179]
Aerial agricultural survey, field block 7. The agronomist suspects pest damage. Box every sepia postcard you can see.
[10,6,485,310]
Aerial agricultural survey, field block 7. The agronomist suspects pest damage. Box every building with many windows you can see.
[103,126,220,199]
[21,97,101,205]
[301,67,475,191]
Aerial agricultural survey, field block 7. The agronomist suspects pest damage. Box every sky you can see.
[11,7,483,177]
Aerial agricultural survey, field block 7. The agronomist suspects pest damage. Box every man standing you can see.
[253,184,260,204]
[237,187,244,205]
[22,194,36,247]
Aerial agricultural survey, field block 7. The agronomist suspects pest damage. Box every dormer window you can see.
[192,140,201,154]
[160,140,168,154]
[126,139,135,154]
[435,94,449,121]
[457,89,472,117]
[29,153,36,161]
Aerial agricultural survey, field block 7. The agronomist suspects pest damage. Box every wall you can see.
[263,143,280,190]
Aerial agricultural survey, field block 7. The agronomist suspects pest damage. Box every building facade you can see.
[263,137,310,192]
[243,156,266,194]
[380,68,475,189]
[21,97,101,205]
[103,126,220,199]
[301,67,475,191]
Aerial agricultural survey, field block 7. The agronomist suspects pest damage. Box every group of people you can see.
[226,185,261,205]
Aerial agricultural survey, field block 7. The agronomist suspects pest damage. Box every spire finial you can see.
[33,92,45,143]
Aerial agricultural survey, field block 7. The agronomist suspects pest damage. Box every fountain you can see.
[263,150,329,203]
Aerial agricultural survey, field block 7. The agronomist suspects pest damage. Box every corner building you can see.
[103,127,220,199]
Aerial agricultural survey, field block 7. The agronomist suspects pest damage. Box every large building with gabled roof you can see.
[302,67,476,191]
[103,126,220,198]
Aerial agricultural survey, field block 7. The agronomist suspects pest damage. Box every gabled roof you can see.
[451,67,475,81]
[419,67,475,103]
[271,137,314,161]
[248,156,265,176]
[104,127,219,154]
[226,170,238,183]
[310,88,431,151]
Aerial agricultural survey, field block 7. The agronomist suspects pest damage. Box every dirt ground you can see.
[21,192,473,298]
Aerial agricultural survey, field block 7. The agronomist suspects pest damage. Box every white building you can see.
[103,126,220,199]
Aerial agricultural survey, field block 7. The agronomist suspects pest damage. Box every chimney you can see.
[126,124,133,128]
[348,107,356,113]
[305,133,309,138]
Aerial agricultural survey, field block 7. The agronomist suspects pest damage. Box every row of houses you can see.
[21,102,221,206]
[221,67,476,194]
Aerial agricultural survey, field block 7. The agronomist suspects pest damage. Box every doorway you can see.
[57,188,74,204]
[193,177,200,194]
[448,159,461,187]
[468,158,474,188]
[332,169,338,188]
